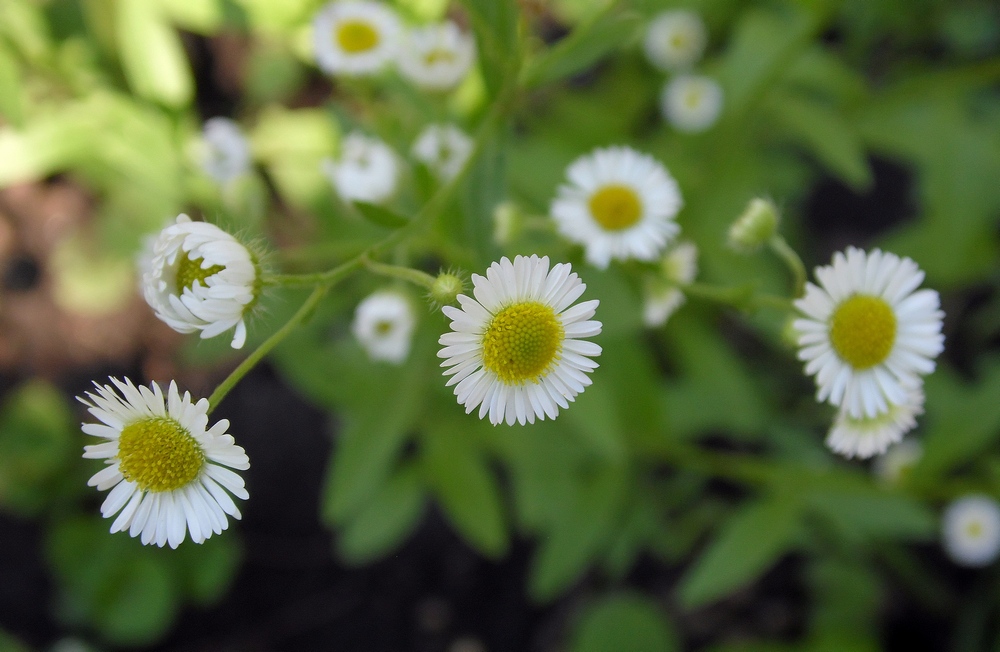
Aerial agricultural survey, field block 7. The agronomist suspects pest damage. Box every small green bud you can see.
[728,198,779,253]
[492,201,522,246]
[429,271,465,307]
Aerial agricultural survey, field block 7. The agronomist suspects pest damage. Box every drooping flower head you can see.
[643,9,707,72]
[826,385,924,459]
[550,146,683,269]
[438,255,602,426]
[321,131,400,204]
[411,123,474,181]
[352,290,417,365]
[79,378,249,548]
[142,215,259,349]
[942,495,1000,568]
[313,0,401,77]
[398,21,475,91]
[794,247,945,419]
[200,117,251,185]
[661,75,724,133]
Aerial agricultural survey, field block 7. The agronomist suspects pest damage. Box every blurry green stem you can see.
[769,234,807,299]
[684,282,793,312]
[361,255,436,289]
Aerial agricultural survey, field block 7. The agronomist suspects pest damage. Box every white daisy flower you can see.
[873,438,923,485]
[200,117,251,184]
[142,215,259,349]
[643,10,707,72]
[398,20,475,91]
[661,75,724,133]
[79,377,249,549]
[550,146,683,269]
[794,247,945,419]
[322,132,400,205]
[313,0,401,77]
[825,384,924,459]
[643,241,699,328]
[411,123,474,181]
[352,290,417,365]
[942,495,1000,568]
[643,286,686,328]
[438,255,603,426]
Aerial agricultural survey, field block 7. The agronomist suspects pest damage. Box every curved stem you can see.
[361,255,436,289]
[769,234,807,299]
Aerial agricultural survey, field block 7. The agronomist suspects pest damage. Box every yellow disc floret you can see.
[176,252,224,293]
[588,184,643,231]
[482,301,564,384]
[117,417,205,492]
[829,295,897,369]
[336,20,380,53]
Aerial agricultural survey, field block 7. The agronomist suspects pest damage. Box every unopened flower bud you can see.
[728,198,779,253]
[429,271,465,307]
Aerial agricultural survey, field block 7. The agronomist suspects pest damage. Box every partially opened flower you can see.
[79,378,249,548]
[438,255,602,426]
[794,247,945,419]
[550,146,682,269]
[942,495,1000,567]
[643,241,698,327]
[411,123,474,181]
[313,0,401,77]
[142,215,259,349]
[826,385,924,459]
[200,117,251,184]
[322,132,400,204]
[398,21,475,91]
[661,75,724,133]
[643,9,707,72]
[352,290,416,364]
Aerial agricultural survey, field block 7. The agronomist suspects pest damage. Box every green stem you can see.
[769,234,807,299]
[361,255,436,289]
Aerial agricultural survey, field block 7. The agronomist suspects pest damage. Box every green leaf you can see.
[174,535,242,605]
[458,0,519,98]
[353,201,410,229]
[678,495,801,608]
[804,482,935,543]
[0,44,24,127]
[522,8,642,88]
[338,465,425,564]
[116,0,193,107]
[571,593,679,652]
[422,419,508,558]
[94,555,177,645]
[156,0,223,32]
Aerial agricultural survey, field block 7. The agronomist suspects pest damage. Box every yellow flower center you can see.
[966,520,984,539]
[588,184,643,231]
[481,301,564,385]
[829,295,896,370]
[176,252,224,293]
[669,32,689,51]
[336,20,380,54]
[424,48,456,66]
[374,319,394,335]
[683,87,704,109]
[117,417,205,492]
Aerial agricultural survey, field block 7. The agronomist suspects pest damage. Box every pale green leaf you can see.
[116,0,193,107]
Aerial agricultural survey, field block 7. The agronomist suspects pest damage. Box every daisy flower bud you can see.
[794,247,945,420]
[398,21,476,91]
[429,271,465,307]
[313,0,401,77]
[200,117,251,185]
[942,495,1000,568]
[411,123,474,181]
[322,132,400,205]
[643,10,707,72]
[79,377,249,548]
[661,75,724,133]
[438,255,602,426]
[352,290,417,365]
[728,198,779,253]
[142,215,260,349]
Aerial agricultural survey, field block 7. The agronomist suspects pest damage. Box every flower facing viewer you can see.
[398,21,475,91]
[661,75,724,133]
[942,495,1000,567]
[643,10,707,72]
[794,247,944,419]
[438,255,602,426]
[79,378,249,548]
[411,123,474,181]
[550,146,682,269]
[313,0,401,77]
[322,132,400,204]
[352,290,416,365]
[142,215,259,349]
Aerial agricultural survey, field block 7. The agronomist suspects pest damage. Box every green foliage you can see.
[570,593,679,652]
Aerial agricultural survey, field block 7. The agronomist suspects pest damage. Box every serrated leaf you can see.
[679,495,801,608]
[116,0,193,107]
[353,201,409,229]
[338,466,425,564]
[571,593,678,652]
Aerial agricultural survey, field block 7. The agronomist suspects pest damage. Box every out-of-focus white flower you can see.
[826,385,924,459]
[643,10,707,72]
[661,75,724,133]
[873,438,923,485]
[942,495,1000,567]
[200,117,252,184]
[322,132,400,204]
[352,290,417,364]
[141,215,259,349]
[794,247,945,419]
[438,255,602,426]
[313,0,401,77]
[79,377,249,548]
[412,123,474,181]
[398,21,475,91]
[643,286,685,328]
[550,146,682,269]
[643,241,698,327]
